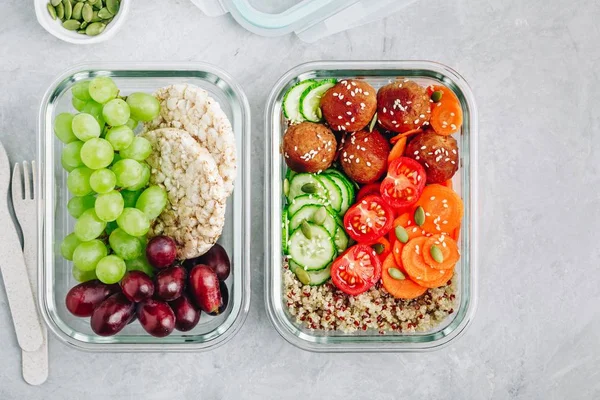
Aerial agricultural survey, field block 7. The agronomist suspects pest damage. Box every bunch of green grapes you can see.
[56,76,166,285]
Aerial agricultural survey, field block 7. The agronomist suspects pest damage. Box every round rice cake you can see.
[140,128,227,259]
[144,84,237,196]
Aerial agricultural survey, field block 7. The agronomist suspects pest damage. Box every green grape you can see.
[136,185,167,219]
[102,98,130,127]
[126,92,160,122]
[72,113,101,141]
[80,138,114,169]
[96,255,126,284]
[72,239,107,272]
[81,100,104,126]
[95,190,124,222]
[105,125,134,151]
[105,220,119,236]
[60,233,82,261]
[89,169,116,193]
[67,195,96,218]
[111,159,143,188]
[126,163,150,191]
[121,189,142,208]
[112,153,122,165]
[88,76,118,104]
[116,207,150,236]
[61,141,84,172]
[109,228,143,261]
[72,97,87,112]
[71,81,92,101]
[125,255,156,277]
[72,265,97,283]
[120,136,152,161]
[125,118,138,131]
[74,209,106,241]
[54,113,77,143]
[67,167,93,196]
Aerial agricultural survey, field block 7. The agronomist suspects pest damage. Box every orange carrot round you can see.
[381,254,427,300]
[413,184,463,234]
[401,236,446,283]
[416,269,454,288]
[422,234,459,270]
[430,101,463,136]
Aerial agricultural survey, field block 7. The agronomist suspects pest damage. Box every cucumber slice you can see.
[333,226,349,253]
[289,260,331,286]
[282,208,290,253]
[288,223,336,271]
[288,194,331,216]
[283,80,317,122]
[299,79,337,123]
[289,205,337,236]
[287,173,328,201]
[321,169,356,215]
[316,175,342,213]
[285,168,297,182]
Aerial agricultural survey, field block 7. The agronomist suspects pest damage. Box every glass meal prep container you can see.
[37,63,251,352]
[265,61,479,352]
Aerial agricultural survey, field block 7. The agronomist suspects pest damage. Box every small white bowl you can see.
[35,0,130,44]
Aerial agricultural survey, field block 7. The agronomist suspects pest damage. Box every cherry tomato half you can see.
[380,157,426,209]
[331,244,382,296]
[343,194,394,244]
[356,182,381,201]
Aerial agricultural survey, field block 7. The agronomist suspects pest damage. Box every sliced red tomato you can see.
[356,182,381,201]
[343,195,394,243]
[380,157,426,209]
[331,244,382,295]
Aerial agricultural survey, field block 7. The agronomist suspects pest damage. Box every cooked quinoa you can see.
[283,266,457,334]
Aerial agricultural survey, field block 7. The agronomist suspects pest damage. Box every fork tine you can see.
[22,161,31,200]
[12,162,22,202]
[31,160,36,199]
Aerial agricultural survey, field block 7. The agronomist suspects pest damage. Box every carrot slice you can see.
[427,84,459,104]
[430,101,463,136]
[389,128,422,145]
[388,212,431,246]
[392,240,406,273]
[381,254,427,300]
[372,236,391,263]
[452,226,461,241]
[401,236,447,283]
[413,184,463,234]
[387,136,407,163]
[417,269,454,288]
[422,234,459,270]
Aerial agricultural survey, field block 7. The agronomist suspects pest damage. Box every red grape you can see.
[146,236,177,268]
[137,299,175,337]
[189,265,222,314]
[120,271,154,302]
[66,280,119,317]
[154,265,187,301]
[169,295,200,331]
[197,243,231,281]
[91,293,135,336]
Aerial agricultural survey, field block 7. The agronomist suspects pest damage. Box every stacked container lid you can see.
[190,0,419,42]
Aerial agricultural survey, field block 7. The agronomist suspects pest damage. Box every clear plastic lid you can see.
[190,0,418,42]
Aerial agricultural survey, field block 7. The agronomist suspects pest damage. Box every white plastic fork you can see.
[12,161,48,385]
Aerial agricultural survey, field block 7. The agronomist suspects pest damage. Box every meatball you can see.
[377,79,431,133]
[405,130,458,184]
[339,130,390,184]
[321,79,377,132]
[282,122,337,173]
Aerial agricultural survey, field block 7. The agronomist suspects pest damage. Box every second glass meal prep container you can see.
[37,63,251,352]
[265,60,479,352]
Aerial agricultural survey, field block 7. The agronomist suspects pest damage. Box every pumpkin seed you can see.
[414,206,425,226]
[51,0,61,6]
[87,0,98,4]
[395,225,409,243]
[301,183,317,194]
[102,17,113,24]
[55,2,64,19]
[93,0,103,10]
[97,7,113,19]
[369,112,378,132]
[47,3,57,19]
[85,21,106,36]
[63,0,72,20]
[106,0,119,15]
[316,107,322,120]
[62,19,81,30]
[80,20,88,29]
[430,245,444,263]
[91,10,101,22]
[283,179,290,197]
[72,1,83,20]
[388,267,406,280]
[77,29,87,34]
[294,267,311,285]
[82,3,93,21]
[431,90,443,103]
[311,207,327,225]
[372,243,384,255]
[300,221,312,239]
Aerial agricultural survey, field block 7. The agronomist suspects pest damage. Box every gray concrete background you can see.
[1,0,599,398]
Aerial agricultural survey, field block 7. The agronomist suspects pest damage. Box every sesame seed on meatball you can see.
[320,79,377,133]
[282,122,337,173]
[377,79,431,133]
[405,130,459,184]
[339,130,390,185]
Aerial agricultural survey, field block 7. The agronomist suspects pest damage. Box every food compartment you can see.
[265,61,478,352]
[38,64,250,351]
